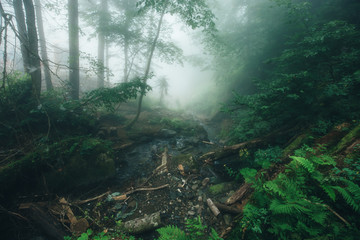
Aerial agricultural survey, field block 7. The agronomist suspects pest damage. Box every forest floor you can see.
[5,104,241,240]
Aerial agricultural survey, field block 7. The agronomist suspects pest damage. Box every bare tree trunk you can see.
[68,0,79,100]
[126,7,166,128]
[105,40,110,84]
[97,0,107,88]
[34,0,53,91]
[23,0,41,97]
[13,0,30,72]
[123,37,129,82]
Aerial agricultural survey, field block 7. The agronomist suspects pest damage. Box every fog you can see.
[33,2,216,111]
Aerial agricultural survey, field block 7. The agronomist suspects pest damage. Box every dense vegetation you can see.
[1,0,360,239]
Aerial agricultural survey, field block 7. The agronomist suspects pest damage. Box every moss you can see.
[332,123,360,154]
[283,133,310,157]
[208,182,235,195]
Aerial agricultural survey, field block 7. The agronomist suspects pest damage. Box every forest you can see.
[0,0,360,239]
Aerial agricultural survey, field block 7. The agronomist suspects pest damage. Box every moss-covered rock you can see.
[208,182,235,195]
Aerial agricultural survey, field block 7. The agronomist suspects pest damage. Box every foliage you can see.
[83,77,151,112]
[233,145,360,240]
[156,216,223,240]
[217,0,360,142]
[254,146,283,168]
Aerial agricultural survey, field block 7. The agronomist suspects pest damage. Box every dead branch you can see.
[73,191,110,205]
[207,198,220,217]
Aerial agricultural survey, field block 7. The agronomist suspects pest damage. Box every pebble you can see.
[198,196,203,202]
[191,184,199,190]
[202,177,210,187]
[188,210,195,216]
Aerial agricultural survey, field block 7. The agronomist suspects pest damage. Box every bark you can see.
[97,0,107,88]
[123,37,129,82]
[68,0,79,100]
[23,0,42,97]
[34,0,53,91]
[126,6,167,128]
[226,183,253,205]
[13,0,30,72]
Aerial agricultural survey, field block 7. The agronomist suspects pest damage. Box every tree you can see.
[126,0,216,128]
[97,0,108,88]
[68,0,80,100]
[34,0,53,91]
[13,0,42,97]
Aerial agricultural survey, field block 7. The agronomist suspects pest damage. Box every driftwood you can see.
[214,202,242,214]
[19,203,67,240]
[123,211,162,234]
[207,198,220,217]
[226,183,253,205]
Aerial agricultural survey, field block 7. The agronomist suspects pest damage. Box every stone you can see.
[160,129,177,138]
[202,177,210,187]
[223,214,232,225]
[188,210,195,216]
[208,182,235,195]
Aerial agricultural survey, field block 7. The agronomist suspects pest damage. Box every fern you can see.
[320,184,336,201]
[332,186,360,212]
[156,225,187,240]
[290,156,315,173]
[269,199,309,214]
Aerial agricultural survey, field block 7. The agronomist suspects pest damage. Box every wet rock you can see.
[191,184,199,191]
[160,129,177,138]
[188,210,195,216]
[123,212,162,234]
[202,177,210,187]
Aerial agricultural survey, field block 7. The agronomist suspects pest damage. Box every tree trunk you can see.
[23,0,42,97]
[123,37,129,82]
[97,0,107,88]
[13,0,30,72]
[68,0,80,100]
[126,7,166,128]
[34,0,53,91]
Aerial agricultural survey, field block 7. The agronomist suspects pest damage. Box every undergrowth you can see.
[229,145,360,240]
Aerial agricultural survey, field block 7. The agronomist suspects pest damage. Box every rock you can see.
[191,184,199,191]
[188,210,195,216]
[202,177,210,187]
[208,182,235,195]
[198,196,203,202]
[123,212,162,234]
[160,129,177,138]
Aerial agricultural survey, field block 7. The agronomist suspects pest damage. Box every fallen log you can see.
[153,148,168,175]
[199,139,261,163]
[214,202,242,214]
[226,183,253,205]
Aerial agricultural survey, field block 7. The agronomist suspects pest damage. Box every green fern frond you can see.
[264,181,286,197]
[320,184,336,201]
[290,156,315,173]
[270,199,309,214]
[340,178,360,200]
[156,225,187,240]
[332,186,360,212]
[310,209,328,225]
